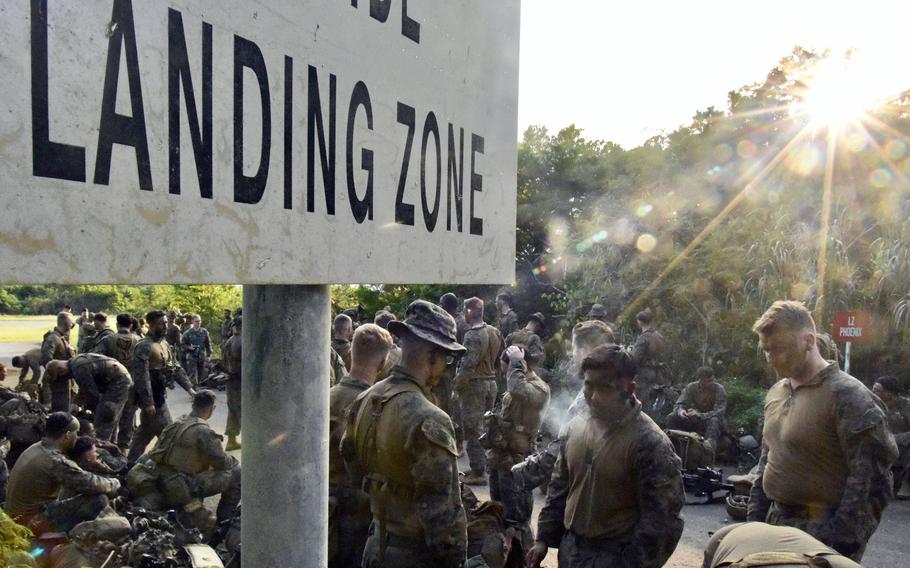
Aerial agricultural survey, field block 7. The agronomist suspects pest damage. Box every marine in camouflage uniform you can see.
[630,310,664,408]
[47,354,132,442]
[486,342,550,552]
[872,376,910,498]
[6,412,120,533]
[128,311,196,464]
[669,366,727,451]
[181,317,212,386]
[530,345,684,568]
[165,313,183,365]
[332,313,354,372]
[146,391,240,528]
[11,348,43,393]
[40,312,77,412]
[703,522,861,568]
[329,323,394,567]
[219,309,233,348]
[90,314,141,449]
[222,317,242,451]
[456,297,504,484]
[341,300,467,568]
[437,294,467,449]
[748,301,898,561]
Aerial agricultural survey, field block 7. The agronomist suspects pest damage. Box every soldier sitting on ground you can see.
[142,390,241,532]
[6,412,120,533]
[668,366,727,459]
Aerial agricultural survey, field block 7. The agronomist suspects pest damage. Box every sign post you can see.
[1,1,519,565]
[833,311,872,374]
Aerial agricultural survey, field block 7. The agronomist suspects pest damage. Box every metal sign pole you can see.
[844,341,851,374]
[242,285,329,566]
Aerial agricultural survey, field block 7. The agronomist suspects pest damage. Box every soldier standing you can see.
[91,314,141,451]
[585,303,609,324]
[220,308,233,347]
[332,314,354,372]
[669,366,727,457]
[487,342,550,552]
[748,301,898,560]
[165,311,183,364]
[181,315,212,386]
[495,292,519,339]
[145,391,241,530]
[455,297,503,485]
[631,309,664,407]
[6,412,120,533]
[222,316,243,451]
[872,376,910,498]
[528,345,684,568]
[328,323,393,567]
[341,300,467,568]
[374,310,402,380]
[128,310,196,464]
[75,308,91,352]
[40,311,77,411]
[82,312,113,353]
[504,313,546,364]
[45,354,132,442]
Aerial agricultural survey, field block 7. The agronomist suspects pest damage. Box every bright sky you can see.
[519,1,910,148]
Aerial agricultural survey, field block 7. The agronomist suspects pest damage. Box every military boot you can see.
[225,436,241,452]
[463,471,487,486]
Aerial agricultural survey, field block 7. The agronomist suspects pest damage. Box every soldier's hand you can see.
[526,541,548,568]
[189,389,198,398]
[143,404,157,417]
[505,345,525,362]
[108,478,122,495]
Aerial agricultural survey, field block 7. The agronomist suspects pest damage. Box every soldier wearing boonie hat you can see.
[342,300,468,568]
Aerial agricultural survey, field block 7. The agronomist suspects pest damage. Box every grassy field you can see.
[0,315,57,343]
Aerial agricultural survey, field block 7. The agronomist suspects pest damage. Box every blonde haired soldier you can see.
[748,300,897,560]
[328,323,394,567]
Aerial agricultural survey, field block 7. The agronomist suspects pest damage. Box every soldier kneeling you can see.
[128,391,240,533]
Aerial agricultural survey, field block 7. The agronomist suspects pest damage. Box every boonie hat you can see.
[586,303,607,318]
[388,300,466,353]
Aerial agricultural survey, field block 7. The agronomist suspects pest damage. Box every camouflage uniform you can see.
[328,375,372,567]
[486,357,550,551]
[90,330,141,448]
[504,329,545,365]
[222,332,242,439]
[6,439,119,532]
[127,334,194,463]
[455,322,503,476]
[329,348,347,386]
[630,328,664,405]
[884,396,910,494]
[342,368,467,568]
[669,380,727,446]
[497,309,520,340]
[15,348,43,390]
[81,327,113,354]
[165,321,183,365]
[332,337,353,372]
[220,316,233,347]
[536,400,685,568]
[68,354,132,442]
[747,363,898,561]
[40,329,76,411]
[703,522,861,568]
[147,413,241,525]
[181,327,212,386]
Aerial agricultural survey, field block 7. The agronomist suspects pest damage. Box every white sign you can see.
[0,0,519,284]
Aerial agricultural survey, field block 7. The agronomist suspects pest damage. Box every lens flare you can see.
[869,168,893,188]
[636,234,657,253]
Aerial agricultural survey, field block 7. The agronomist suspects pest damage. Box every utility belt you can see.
[725,552,833,567]
[769,500,836,520]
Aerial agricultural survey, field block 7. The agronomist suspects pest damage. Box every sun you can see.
[794,53,896,132]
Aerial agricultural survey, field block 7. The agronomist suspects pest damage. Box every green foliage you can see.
[723,378,767,434]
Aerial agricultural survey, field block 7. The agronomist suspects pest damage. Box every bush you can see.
[723,377,766,435]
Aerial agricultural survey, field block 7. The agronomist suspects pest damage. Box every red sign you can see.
[833,311,872,344]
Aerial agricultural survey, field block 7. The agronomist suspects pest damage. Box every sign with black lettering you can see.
[0,0,519,284]
[833,311,872,344]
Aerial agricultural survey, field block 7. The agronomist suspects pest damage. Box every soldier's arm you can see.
[673,384,692,413]
[631,334,648,366]
[131,343,154,409]
[746,446,771,522]
[196,427,235,471]
[825,388,899,555]
[704,385,727,419]
[17,364,29,383]
[625,431,685,567]
[505,358,540,402]
[173,367,195,394]
[51,454,120,496]
[409,415,467,567]
[40,335,56,366]
[339,400,364,487]
[204,330,212,357]
[88,335,109,355]
[72,367,101,405]
[454,330,481,390]
[535,437,570,548]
